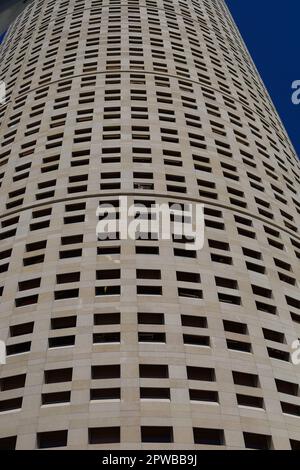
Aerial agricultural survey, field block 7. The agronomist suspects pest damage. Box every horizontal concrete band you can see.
[1,190,299,243]
[0,69,289,144]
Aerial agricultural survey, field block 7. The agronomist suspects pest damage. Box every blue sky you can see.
[0,1,299,156]
[225,0,300,157]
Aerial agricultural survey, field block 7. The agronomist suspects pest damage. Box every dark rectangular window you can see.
[176,271,200,283]
[243,432,272,450]
[141,426,173,443]
[267,347,289,362]
[51,316,77,330]
[232,371,259,388]
[137,312,164,325]
[95,286,120,296]
[42,391,71,405]
[48,336,75,348]
[10,322,34,337]
[140,388,170,400]
[227,339,251,353]
[88,427,120,444]
[275,379,298,396]
[178,288,202,299]
[223,320,247,335]
[138,332,166,343]
[137,286,162,295]
[93,332,120,343]
[94,313,120,325]
[181,315,207,328]
[290,439,300,450]
[0,436,17,450]
[6,342,31,355]
[183,334,210,347]
[44,368,73,384]
[237,394,264,409]
[281,402,300,417]
[189,389,219,403]
[139,364,168,379]
[91,365,120,380]
[0,374,26,391]
[37,430,68,449]
[193,428,224,446]
[90,388,121,401]
[0,397,22,413]
[187,367,215,382]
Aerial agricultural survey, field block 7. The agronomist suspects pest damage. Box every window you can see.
[15,294,39,307]
[263,328,285,343]
[227,339,251,353]
[193,428,224,446]
[176,271,200,283]
[218,293,241,305]
[139,364,168,378]
[187,367,215,381]
[0,397,22,413]
[189,389,219,403]
[223,320,247,335]
[42,391,71,406]
[10,322,34,336]
[54,289,79,300]
[290,439,300,450]
[94,313,120,325]
[48,335,75,348]
[181,315,207,328]
[91,365,120,380]
[138,312,164,325]
[183,334,210,347]
[90,388,120,401]
[243,432,272,450]
[51,316,76,329]
[141,426,173,443]
[37,430,68,449]
[89,427,120,444]
[281,402,300,417]
[267,347,289,362]
[95,286,120,296]
[0,436,17,450]
[44,368,72,384]
[140,388,170,400]
[136,269,161,279]
[138,332,166,343]
[6,342,31,355]
[232,371,259,388]
[93,332,120,344]
[0,374,26,391]
[237,394,264,409]
[275,379,299,396]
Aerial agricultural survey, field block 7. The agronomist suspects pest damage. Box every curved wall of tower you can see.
[0,0,299,450]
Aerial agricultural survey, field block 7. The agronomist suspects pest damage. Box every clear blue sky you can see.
[0,1,299,157]
[225,0,300,157]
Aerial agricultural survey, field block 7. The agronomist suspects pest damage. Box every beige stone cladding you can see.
[0,0,299,450]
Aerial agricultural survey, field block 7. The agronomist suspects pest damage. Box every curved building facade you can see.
[0,0,299,450]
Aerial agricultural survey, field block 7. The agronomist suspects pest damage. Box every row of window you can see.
[1,365,299,413]
[2,365,298,392]
[0,427,299,449]
[1,79,298,205]
[1,201,299,255]
[0,0,293,150]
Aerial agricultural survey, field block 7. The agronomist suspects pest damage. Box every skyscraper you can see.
[0,0,299,450]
